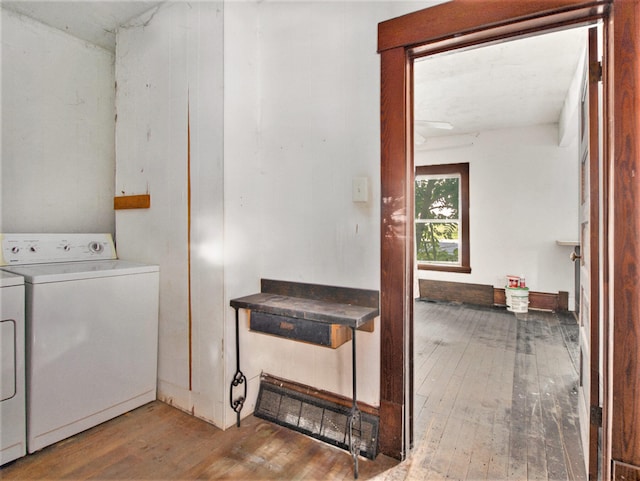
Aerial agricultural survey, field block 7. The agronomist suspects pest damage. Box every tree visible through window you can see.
[415,163,470,273]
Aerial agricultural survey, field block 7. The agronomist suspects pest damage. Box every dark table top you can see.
[230,292,379,328]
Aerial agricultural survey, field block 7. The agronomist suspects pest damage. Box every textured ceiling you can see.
[1,1,163,52]
[414,27,589,140]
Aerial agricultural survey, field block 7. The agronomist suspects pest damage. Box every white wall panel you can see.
[222,0,262,426]
[222,2,437,421]
[416,123,580,308]
[115,2,225,425]
[1,9,115,233]
[115,0,441,429]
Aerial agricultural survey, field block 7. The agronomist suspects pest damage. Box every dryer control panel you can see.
[0,234,117,266]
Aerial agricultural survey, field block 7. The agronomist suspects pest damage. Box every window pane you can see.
[415,221,459,263]
[415,177,459,221]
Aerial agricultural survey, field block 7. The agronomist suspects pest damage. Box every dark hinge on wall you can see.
[590,405,603,427]
[590,61,603,83]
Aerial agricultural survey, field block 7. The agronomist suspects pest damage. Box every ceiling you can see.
[414,27,588,141]
[2,1,588,141]
[1,1,163,52]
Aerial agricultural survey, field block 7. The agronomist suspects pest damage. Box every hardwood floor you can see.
[1,301,585,480]
[404,300,586,481]
[1,401,398,480]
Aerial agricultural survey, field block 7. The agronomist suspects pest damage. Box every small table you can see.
[229,280,379,479]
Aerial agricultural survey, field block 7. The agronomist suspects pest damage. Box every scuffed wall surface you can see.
[1,9,115,233]
[223,1,438,425]
[115,2,225,426]
[416,123,580,308]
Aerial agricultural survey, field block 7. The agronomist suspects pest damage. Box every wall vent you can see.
[254,379,379,460]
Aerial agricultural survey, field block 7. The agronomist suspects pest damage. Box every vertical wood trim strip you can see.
[587,26,601,481]
[611,0,640,466]
[187,93,193,391]
[406,56,415,452]
[379,45,410,460]
[601,12,613,481]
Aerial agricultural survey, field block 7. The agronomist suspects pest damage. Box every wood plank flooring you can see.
[1,401,398,480]
[398,300,586,481]
[1,301,585,480]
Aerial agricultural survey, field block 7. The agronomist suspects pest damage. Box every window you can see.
[415,163,470,273]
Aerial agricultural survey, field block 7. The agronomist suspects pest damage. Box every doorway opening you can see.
[411,25,596,478]
[378,3,615,480]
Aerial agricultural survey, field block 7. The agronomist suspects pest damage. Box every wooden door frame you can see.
[378,2,640,478]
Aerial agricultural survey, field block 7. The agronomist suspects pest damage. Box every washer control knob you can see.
[10,246,19,254]
[29,246,37,253]
[63,245,71,252]
[88,241,104,254]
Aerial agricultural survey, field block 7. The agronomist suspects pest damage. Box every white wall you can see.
[223,1,440,425]
[231,1,384,411]
[6,0,575,434]
[0,2,444,426]
[415,123,580,307]
[114,2,226,425]
[115,0,439,429]
[1,9,115,234]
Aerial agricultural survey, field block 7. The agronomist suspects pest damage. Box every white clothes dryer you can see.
[0,234,159,453]
[0,270,25,465]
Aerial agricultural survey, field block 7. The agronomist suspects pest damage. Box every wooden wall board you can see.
[418,278,569,312]
[113,194,150,210]
[418,279,494,306]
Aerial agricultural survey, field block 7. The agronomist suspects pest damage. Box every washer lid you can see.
[0,270,24,287]
[3,260,159,284]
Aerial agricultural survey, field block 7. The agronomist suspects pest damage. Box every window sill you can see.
[417,264,471,274]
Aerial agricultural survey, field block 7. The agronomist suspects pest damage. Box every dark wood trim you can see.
[419,279,493,306]
[613,460,640,481]
[378,0,609,53]
[379,400,403,460]
[415,163,468,176]
[586,26,601,481]
[611,0,640,469]
[379,45,411,460]
[559,290,570,311]
[415,163,470,273]
[378,0,621,462]
[495,288,570,312]
[418,279,568,312]
[601,9,613,481]
[417,264,472,274]
[530,291,564,314]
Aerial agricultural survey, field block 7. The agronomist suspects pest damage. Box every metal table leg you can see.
[349,326,361,479]
[229,307,247,427]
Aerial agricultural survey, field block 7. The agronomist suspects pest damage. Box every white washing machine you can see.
[0,233,159,453]
[0,270,25,465]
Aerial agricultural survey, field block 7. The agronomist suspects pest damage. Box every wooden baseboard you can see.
[418,279,494,306]
[493,288,568,311]
[378,399,404,460]
[418,278,568,311]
